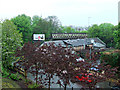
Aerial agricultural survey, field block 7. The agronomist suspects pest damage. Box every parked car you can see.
[75,73,92,83]
[111,86,120,90]
[90,67,99,71]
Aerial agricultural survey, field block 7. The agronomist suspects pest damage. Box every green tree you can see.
[2,20,23,68]
[11,14,32,43]
[101,52,120,73]
[32,15,40,30]
[46,16,62,33]
[0,23,2,61]
[88,23,115,48]
[33,17,50,39]
[99,23,115,47]
[61,26,76,33]
[113,23,120,49]
[88,24,100,37]
[33,16,62,40]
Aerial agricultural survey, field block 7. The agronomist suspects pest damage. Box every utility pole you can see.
[88,17,91,27]
[118,1,120,23]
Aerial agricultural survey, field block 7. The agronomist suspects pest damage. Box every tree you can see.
[71,51,118,89]
[46,16,62,33]
[33,17,50,39]
[15,41,118,89]
[99,23,115,47]
[88,23,115,48]
[2,20,23,68]
[0,23,2,60]
[61,26,76,33]
[32,16,62,40]
[88,24,100,38]
[113,23,120,49]
[100,50,120,75]
[46,44,79,90]
[32,15,40,31]
[11,14,32,43]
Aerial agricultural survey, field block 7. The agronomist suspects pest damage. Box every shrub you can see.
[101,52,120,72]
[28,84,40,88]
[2,70,9,78]
[8,72,21,81]
[2,20,23,69]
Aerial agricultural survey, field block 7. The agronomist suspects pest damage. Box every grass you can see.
[102,49,120,55]
[2,77,21,88]
[1,65,45,89]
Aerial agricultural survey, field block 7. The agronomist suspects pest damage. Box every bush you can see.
[2,20,23,68]
[100,52,120,71]
[2,67,10,78]
[2,70,9,78]
[28,84,40,88]
[8,72,21,81]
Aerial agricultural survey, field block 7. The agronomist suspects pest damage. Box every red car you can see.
[75,73,92,83]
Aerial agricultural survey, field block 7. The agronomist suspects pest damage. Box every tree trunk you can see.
[72,87,73,90]
[64,83,67,90]
[24,69,27,80]
[36,64,38,85]
[48,76,51,90]
[36,70,38,85]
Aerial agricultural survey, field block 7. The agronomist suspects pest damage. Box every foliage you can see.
[32,16,62,40]
[28,83,42,88]
[60,26,76,33]
[2,78,21,88]
[60,26,88,34]
[100,51,120,71]
[15,42,79,89]
[88,24,100,38]
[0,23,2,60]
[88,23,115,48]
[113,23,120,49]
[2,69,10,78]
[15,41,41,81]
[2,65,22,80]
[11,14,32,43]
[2,20,23,68]
[74,50,118,88]
[32,15,40,27]
[79,30,88,34]
[46,16,62,33]
[41,43,79,90]
[15,41,118,89]
[8,73,19,81]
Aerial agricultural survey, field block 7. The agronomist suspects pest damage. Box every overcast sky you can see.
[0,0,119,26]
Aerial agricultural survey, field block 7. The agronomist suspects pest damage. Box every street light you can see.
[90,39,94,59]
[88,17,92,27]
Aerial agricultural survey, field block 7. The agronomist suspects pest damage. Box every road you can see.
[27,72,115,89]
[27,72,82,89]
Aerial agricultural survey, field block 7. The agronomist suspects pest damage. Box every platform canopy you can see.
[51,33,87,40]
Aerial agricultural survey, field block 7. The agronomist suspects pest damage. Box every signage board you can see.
[33,34,45,40]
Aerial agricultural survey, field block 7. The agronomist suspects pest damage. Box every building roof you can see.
[63,39,88,47]
[41,40,67,47]
[41,37,106,48]
[63,37,106,47]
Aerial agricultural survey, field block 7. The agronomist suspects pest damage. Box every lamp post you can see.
[88,17,92,27]
[90,39,94,59]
